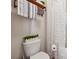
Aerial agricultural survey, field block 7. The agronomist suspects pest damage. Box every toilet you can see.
[23,39,50,59]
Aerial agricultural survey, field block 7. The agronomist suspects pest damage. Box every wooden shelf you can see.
[27,0,46,9]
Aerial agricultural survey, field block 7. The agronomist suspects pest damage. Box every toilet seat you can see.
[30,52,50,59]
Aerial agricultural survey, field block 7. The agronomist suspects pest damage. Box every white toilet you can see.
[23,39,50,59]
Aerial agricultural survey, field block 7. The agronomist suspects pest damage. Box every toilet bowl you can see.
[30,52,50,59]
[23,39,50,59]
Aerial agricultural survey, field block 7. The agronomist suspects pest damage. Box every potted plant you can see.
[23,34,39,42]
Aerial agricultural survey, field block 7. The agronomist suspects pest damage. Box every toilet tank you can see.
[23,39,40,57]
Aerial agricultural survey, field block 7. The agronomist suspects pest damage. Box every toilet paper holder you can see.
[51,44,57,59]
[52,44,57,52]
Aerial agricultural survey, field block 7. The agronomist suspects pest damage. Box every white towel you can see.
[28,3,36,19]
[29,3,32,19]
[18,0,28,17]
[17,0,36,19]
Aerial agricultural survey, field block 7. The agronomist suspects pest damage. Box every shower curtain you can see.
[46,0,55,56]
[46,0,67,59]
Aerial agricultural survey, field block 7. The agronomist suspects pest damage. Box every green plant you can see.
[23,34,39,41]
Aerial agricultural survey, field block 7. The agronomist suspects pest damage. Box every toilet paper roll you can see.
[51,44,57,52]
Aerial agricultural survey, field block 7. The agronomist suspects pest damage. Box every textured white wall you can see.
[11,7,31,59]
[30,15,46,52]
[11,0,32,58]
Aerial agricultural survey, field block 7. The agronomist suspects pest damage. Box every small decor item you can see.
[37,1,45,16]
[14,0,18,8]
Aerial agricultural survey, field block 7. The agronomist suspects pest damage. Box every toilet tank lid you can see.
[23,39,40,45]
[30,52,50,59]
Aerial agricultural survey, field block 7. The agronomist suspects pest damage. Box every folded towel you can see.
[17,0,36,18]
[18,0,29,17]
